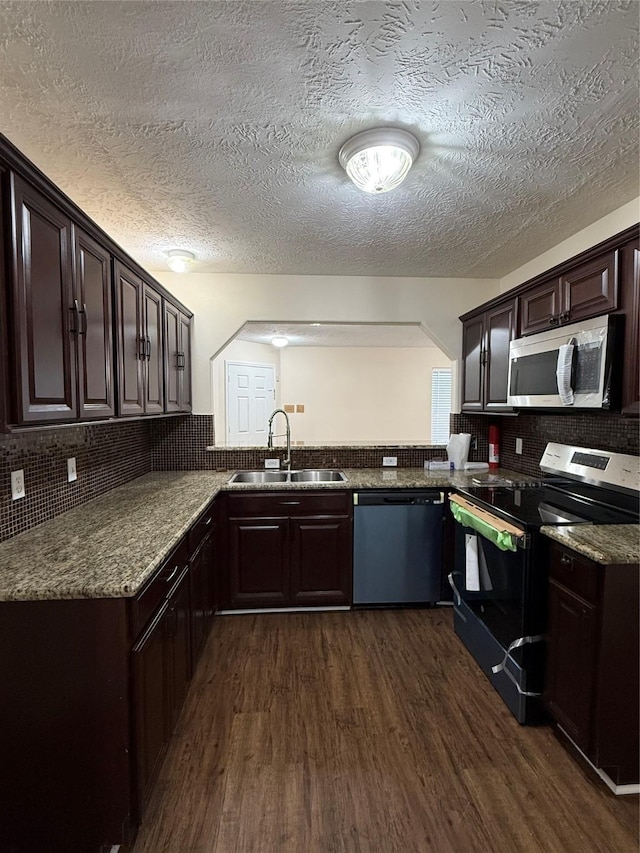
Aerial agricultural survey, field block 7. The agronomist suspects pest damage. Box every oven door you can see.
[448,494,546,723]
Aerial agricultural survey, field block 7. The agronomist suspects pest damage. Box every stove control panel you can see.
[540,443,640,495]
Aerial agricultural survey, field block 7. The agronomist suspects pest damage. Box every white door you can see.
[226,361,275,445]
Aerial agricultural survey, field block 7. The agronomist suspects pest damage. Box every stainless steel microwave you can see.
[507,314,620,409]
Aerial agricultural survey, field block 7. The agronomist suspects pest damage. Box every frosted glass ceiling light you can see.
[271,336,289,348]
[166,249,195,273]
[338,128,420,194]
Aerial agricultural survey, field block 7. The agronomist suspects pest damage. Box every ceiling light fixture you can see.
[166,249,195,273]
[271,336,289,348]
[338,127,420,194]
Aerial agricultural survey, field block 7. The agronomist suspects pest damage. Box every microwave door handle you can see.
[556,338,576,405]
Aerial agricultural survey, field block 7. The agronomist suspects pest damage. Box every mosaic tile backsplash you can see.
[1,411,638,542]
[1,421,152,542]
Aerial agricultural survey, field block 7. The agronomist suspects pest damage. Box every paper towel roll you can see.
[447,433,472,469]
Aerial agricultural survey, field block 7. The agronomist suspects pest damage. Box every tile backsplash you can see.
[452,411,639,476]
[0,421,152,541]
[1,411,638,542]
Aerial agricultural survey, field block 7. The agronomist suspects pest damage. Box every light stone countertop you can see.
[0,467,536,602]
[541,524,640,565]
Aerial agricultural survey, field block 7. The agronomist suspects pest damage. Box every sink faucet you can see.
[267,408,291,470]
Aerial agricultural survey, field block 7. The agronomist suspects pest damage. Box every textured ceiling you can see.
[236,322,438,348]
[0,0,638,278]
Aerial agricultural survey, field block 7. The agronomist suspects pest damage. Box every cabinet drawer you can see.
[227,489,351,517]
[131,537,189,638]
[549,542,598,604]
[188,500,216,553]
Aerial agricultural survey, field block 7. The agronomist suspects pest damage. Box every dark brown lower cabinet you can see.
[225,490,353,609]
[290,515,352,606]
[544,541,639,788]
[0,597,133,853]
[0,506,219,852]
[228,516,289,608]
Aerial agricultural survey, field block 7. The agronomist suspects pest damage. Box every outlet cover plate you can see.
[264,458,280,469]
[382,456,398,467]
[11,469,25,501]
[67,457,77,482]
[515,438,523,455]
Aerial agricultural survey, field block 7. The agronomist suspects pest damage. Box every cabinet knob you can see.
[560,554,572,566]
[549,316,559,327]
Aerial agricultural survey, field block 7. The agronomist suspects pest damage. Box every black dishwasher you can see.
[352,490,444,606]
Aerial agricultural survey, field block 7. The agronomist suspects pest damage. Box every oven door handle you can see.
[447,572,467,622]
[449,494,528,551]
[491,634,545,697]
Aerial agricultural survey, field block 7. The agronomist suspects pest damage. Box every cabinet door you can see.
[621,243,639,415]
[519,279,562,335]
[189,534,213,665]
[483,300,516,411]
[114,260,144,416]
[545,579,598,753]
[143,282,164,414]
[561,249,618,323]
[72,226,115,419]
[179,311,193,412]
[10,173,76,422]
[460,314,484,411]
[290,515,352,606]
[163,300,181,413]
[228,517,289,608]
[132,604,169,816]
[166,569,191,732]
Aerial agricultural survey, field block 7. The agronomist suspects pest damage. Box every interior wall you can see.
[499,198,639,292]
[211,339,280,444]
[152,271,497,415]
[279,346,453,444]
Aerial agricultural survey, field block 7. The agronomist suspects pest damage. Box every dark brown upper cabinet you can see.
[9,174,76,423]
[9,175,114,425]
[461,298,516,413]
[519,249,618,336]
[164,299,193,413]
[620,239,639,415]
[0,135,193,430]
[72,226,115,419]
[114,260,164,416]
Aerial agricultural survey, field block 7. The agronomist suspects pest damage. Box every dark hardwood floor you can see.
[132,609,639,853]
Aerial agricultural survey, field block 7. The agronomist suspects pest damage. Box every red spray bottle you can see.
[488,423,500,470]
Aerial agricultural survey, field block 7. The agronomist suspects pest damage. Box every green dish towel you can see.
[450,501,518,552]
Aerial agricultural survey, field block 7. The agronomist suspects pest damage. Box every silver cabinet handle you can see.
[165,564,179,584]
[78,302,88,335]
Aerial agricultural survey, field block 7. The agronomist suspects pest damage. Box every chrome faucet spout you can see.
[267,408,291,470]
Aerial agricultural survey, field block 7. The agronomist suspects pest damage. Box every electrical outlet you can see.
[67,457,77,482]
[515,438,523,455]
[470,437,478,451]
[264,458,280,469]
[382,456,397,467]
[11,469,25,501]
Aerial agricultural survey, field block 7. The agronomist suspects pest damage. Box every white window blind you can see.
[431,368,452,445]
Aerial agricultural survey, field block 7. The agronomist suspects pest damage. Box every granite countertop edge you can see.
[0,467,535,602]
[541,524,640,565]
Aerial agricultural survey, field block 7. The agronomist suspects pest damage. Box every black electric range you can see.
[449,443,639,724]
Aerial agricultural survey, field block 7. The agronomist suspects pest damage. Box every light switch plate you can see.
[515,438,523,455]
[382,456,397,467]
[11,469,25,501]
[264,458,280,469]
[67,457,77,482]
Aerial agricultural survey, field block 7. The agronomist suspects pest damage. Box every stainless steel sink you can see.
[228,470,290,484]
[289,469,347,482]
[228,469,347,484]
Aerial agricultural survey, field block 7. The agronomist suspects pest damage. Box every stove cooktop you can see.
[459,483,639,529]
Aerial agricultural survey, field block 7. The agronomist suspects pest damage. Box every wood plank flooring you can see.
[131,609,639,853]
